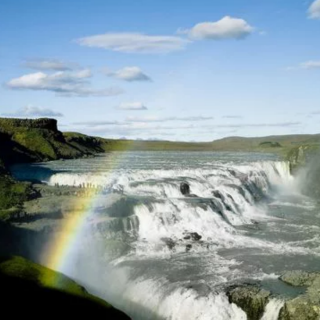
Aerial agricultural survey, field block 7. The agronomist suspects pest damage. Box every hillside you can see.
[0,118,108,218]
[0,118,104,165]
[211,134,320,152]
[0,256,130,319]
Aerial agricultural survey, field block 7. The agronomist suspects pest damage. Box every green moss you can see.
[0,175,31,215]
[0,256,86,296]
[227,285,270,320]
[0,256,130,318]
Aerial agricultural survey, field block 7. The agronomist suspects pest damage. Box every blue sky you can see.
[1,0,320,141]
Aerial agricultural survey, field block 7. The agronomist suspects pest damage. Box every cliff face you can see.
[0,117,103,165]
[286,144,320,198]
[0,118,58,131]
[0,117,107,217]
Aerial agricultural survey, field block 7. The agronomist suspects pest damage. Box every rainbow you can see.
[42,151,127,275]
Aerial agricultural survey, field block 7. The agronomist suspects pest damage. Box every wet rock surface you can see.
[228,271,320,320]
[227,285,270,320]
[278,271,320,320]
[180,182,190,196]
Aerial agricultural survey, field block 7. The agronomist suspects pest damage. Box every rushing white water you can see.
[11,151,320,320]
[261,299,285,320]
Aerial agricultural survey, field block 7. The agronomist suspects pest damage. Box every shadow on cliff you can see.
[0,220,48,263]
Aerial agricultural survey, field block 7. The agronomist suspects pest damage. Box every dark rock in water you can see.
[186,244,192,252]
[180,182,190,196]
[209,199,224,217]
[161,237,176,250]
[213,191,233,211]
[213,190,225,201]
[183,232,202,241]
[227,285,270,320]
[190,232,202,241]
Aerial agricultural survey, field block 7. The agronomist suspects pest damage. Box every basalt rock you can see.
[227,285,270,320]
[279,271,320,320]
[180,182,190,196]
[183,232,202,241]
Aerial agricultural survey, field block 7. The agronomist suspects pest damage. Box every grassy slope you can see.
[0,118,108,218]
[0,256,130,319]
[63,132,320,153]
[0,118,87,163]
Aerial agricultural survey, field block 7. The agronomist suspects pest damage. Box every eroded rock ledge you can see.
[227,270,320,320]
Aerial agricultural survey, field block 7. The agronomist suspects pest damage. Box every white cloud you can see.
[187,16,254,40]
[301,60,320,69]
[287,60,320,70]
[309,0,320,19]
[6,70,123,97]
[22,59,77,71]
[117,102,148,110]
[2,106,63,117]
[213,122,300,128]
[76,32,190,54]
[126,116,213,122]
[73,121,120,127]
[106,66,151,82]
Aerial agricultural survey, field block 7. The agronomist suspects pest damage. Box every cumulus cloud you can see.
[76,32,190,54]
[22,59,77,71]
[6,70,123,97]
[309,0,320,19]
[186,16,254,40]
[106,66,152,82]
[117,102,148,110]
[2,106,63,117]
[126,116,213,122]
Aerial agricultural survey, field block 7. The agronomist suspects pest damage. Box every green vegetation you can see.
[259,141,282,148]
[0,174,33,220]
[227,285,270,320]
[0,256,130,318]
[0,118,86,163]
[0,118,110,221]
[0,255,87,295]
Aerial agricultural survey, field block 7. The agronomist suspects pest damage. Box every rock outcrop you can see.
[279,271,320,320]
[180,182,190,196]
[0,117,101,165]
[227,285,271,320]
[228,271,320,320]
[0,256,130,319]
[0,117,112,220]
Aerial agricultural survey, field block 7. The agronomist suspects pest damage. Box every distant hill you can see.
[2,118,320,160]
[210,134,320,151]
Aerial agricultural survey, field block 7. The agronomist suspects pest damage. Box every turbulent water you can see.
[12,152,320,319]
